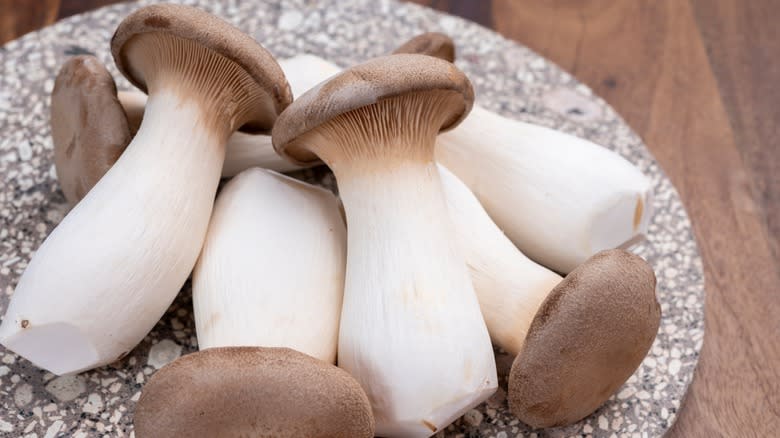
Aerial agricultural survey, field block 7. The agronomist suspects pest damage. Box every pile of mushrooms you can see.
[0,4,662,437]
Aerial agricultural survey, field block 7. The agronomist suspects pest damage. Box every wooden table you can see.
[2,0,778,436]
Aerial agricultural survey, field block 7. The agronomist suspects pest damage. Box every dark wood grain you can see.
[424,0,493,28]
[691,0,780,276]
[2,0,779,436]
[57,0,125,20]
[0,0,60,44]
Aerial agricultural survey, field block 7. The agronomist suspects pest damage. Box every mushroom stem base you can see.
[336,161,497,437]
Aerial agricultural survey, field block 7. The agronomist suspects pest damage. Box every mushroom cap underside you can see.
[272,54,474,165]
[111,3,291,133]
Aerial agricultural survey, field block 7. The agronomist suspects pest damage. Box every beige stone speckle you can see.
[0,419,13,432]
[598,415,609,430]
[82,393,103,414]
[109,409,122,424]
[147,339,182,369]
[170,318,184,330]
[17,142,32,160]
[45,375,85,402]
[43,420,63,438]
[463,409,483,427]
[618,387,636,399]
[24,420,36,433]
[669,358,682,375]
[278,10,303,31]
[14,383,33,406]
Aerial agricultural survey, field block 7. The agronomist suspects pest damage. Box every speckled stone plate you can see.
[0,0,704,436]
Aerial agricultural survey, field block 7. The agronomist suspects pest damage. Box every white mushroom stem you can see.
[118,54,342,176]
[439,164,561,354]
[192,168,346,363]
[437,106,653,273]
[0,90,225,375]
[336,163,497,437]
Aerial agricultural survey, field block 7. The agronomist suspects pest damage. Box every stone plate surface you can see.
[0,0,704,436]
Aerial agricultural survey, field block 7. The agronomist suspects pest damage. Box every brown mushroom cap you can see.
[508,249,661,428]
[393,32,456,62]
[134,346,375,438]
[111,4,291,133]
[272,54,474,165]
[50,55,132,205]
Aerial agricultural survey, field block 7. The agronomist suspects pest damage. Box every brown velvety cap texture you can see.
[393,32,456,62]
[50,55,131,205]
[111,3,291,132]
[508,249,661,428]
[134,347,375,438]
[272,53,474,164]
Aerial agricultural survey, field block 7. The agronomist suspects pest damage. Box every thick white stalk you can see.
[192,168,346,363]
[0,91,224,375]
[337,162,497,437]
[221,133,301,175]
[439,164,561,354]
[282,54,342,98]
[437,105,653,273]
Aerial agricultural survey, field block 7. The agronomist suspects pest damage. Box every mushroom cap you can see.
[111,4,292,133]
[272,54,474,165]
[50,55,131,205]
[508,249,661,428]
[134,347,375,438]
[393,32,456,62]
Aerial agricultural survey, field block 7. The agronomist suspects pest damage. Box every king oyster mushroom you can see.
[135,168,374,438]
[0,4,292,375]
[439,164,661,427]
[272,54,498,437]
[87,33,653,274]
